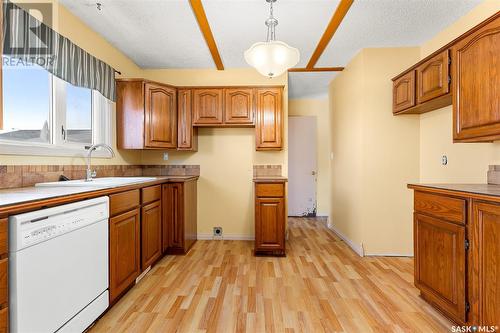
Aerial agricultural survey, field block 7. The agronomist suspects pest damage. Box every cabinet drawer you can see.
[142,185,161,205]
[0,258,7,307]
[0,219,6,256]
[414,191,466,224]
[110,189,140,216]
[255,183,284,198]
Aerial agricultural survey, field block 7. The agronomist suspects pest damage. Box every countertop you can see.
[253,176,288,183]
[0,176,198,214]
[408,183,500,198]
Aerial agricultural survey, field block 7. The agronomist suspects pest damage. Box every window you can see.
[0,56,111,157]
[65,83,92,144]
[1,58,52,143]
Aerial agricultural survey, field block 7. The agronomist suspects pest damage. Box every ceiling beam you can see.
[288,67,344,73]
[189,0,224,70]
[306,0,353,69]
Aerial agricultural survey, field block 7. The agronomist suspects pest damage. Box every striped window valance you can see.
[2,1,116,101]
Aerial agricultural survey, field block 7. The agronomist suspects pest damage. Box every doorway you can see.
[288,116,317,216]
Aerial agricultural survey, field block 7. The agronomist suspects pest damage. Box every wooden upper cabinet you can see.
[452,15,500,142]
[144,83,177,149]
[192,89,223,125]
[117,79,177,149]
[414,213,466,323]
[416,50,450,104]
[393,71,416,113]
[255,88,283,150]
[224,88,255,125]
[177,89,198,151]
[472,201,500,326]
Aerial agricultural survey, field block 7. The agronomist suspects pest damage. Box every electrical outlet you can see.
[213,227,223,239]
[163,152,169,161]
[442,155,448,166]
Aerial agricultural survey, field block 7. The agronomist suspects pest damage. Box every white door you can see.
[288,116,317,216]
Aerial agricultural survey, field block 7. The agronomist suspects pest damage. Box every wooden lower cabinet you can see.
[162,181,197,254]
[109,208,141,304]
[141,200,162,270]
[410,188,500,326]
[254,181,286,256]
[414,213,466,323]
[471,201,500,326]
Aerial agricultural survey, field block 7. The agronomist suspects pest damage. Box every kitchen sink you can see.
[35,177,158,188]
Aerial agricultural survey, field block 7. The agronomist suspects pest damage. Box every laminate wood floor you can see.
[90,218,453,333]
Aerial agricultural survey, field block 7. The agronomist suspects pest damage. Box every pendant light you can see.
[244,0,300,78]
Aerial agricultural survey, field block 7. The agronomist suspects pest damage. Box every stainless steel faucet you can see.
[85,143,115,182]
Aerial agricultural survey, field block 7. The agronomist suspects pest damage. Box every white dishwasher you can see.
[9,196,109,333]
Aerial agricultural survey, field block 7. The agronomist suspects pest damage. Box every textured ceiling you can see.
[60,0,482,98]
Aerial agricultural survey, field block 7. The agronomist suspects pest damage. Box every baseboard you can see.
[364,252,413,257]
[327,223,365,257]
[197,233,254,241]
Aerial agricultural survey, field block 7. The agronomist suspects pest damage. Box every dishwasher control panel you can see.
[23,217,91,247]
[9,197,109,251]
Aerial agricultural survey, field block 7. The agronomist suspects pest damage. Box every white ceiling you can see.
[60,0,481,98]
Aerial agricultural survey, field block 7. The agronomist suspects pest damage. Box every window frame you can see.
[0,69,112,158]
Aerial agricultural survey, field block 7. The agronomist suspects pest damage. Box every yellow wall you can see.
[328,0,500,255]
[288,98,330,216]
[2,0,142,166]
[329,48,421,255]
[141,69,288,238]
[419,1,500,183]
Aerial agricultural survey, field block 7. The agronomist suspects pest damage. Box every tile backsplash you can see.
[0,164,200,189]
[487,165,500,185]
[253,165,282,177]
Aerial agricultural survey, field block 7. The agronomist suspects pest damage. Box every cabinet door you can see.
[255,197,285,251]
[393,71,416,113]
[192,89,223,125]
[416,49,450,104]
[255,88,283,150]
[177,89,198,151]
[141,200,162,271]
[109,208,141,303]
[472,201,500,326]
[162,183,184,252]
[224,88,255,125]
[452,17,500,142]
[144,83,177,148]
[414,213,466,323]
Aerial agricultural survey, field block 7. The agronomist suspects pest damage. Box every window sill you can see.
[0,142,113,158]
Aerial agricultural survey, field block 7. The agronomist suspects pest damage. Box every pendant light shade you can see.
[244,40,300,78]
[244,0,300,78]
